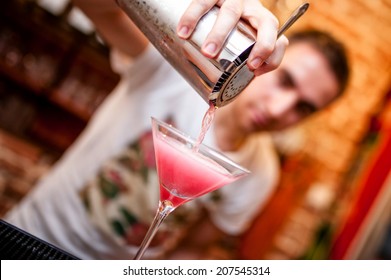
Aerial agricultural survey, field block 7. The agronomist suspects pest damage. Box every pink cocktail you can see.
[155,125,240,208]
[133,118,249,260]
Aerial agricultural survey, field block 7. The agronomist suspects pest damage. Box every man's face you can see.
[230,42,340,133]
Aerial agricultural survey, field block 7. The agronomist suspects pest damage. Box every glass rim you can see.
[151,117,250,176]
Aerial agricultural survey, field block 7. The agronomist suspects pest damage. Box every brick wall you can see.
[241,0,391,259]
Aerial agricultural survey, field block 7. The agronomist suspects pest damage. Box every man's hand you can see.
[177,0,288,76]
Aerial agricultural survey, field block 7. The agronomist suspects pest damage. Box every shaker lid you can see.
[210,46,254,107]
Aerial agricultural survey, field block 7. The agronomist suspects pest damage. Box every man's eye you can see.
[279,71,295,88]
[296,102,316,116]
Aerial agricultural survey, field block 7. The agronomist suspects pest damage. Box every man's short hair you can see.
[289,29,350,95]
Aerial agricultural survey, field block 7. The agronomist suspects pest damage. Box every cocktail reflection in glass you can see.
[133,118,250,260]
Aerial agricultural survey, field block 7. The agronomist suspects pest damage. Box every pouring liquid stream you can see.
[193,103,216,151]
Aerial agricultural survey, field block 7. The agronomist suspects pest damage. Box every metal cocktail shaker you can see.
[116,0,257,107]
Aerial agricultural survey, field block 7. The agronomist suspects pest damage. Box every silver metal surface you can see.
[116,0,309,107]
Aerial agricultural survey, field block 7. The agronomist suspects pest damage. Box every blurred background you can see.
[0,0,390,260]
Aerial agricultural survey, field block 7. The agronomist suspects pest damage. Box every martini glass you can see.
[133,117,250,259]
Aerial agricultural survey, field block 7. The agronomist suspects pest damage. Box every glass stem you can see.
[133,200,174,260]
